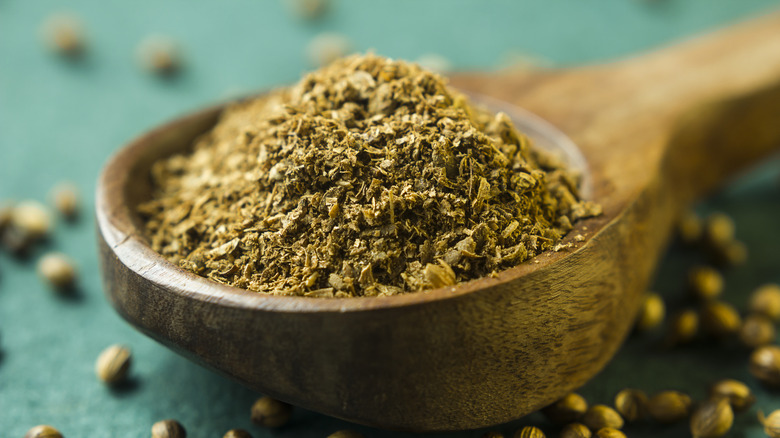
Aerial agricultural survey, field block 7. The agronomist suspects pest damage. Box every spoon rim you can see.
[96,96,596,314]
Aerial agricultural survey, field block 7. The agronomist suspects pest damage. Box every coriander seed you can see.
[749,284,780,321]
[0,201,12,232]
[664,309,699,346]
[594,428,625,438]
[700,301,741,337]
[688,266,723,300]
[749,345,780,387]
[582,405,623,431]
[306,33,351,67]
[50,182,79,220]
[514,426,545,438]
[636,293,665,331]
[137,36,181,76]
[95,344,132,385]
[541,392,588,424]
[37,252,77,290]
[11,200,52,240]
[559,423,591,438]
[152,419,186,438]
[613,388,648,422]
[327,431,364,438]
[24,425,63,438]
[759,410,780,438]
[739,313,775,348]
[704,212,735,247]
[251,396,292,427]
[676,209,702,245]
[647,390,692,423]
[713,239,747,267]
[709,379,755,412]
[41,13,84,57]
[690,398,733,438]
[286,0,328,20]
[424,262,456,288]
[223,430,253,438]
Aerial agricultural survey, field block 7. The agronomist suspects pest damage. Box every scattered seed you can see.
[223,430,253,438]
[251,396,292,428]
[50,182,79,220]
[613,388,648,422]
[514,426,545,438]
[327,431,364,438]
[151,419,186,438]
[559,423,591,438]
[704,212,735,247]
[24,425,63,438]
[541,392,588,424]
[647,390,692,423]
[759,410,780,438]
[11,200,52,241]
[700,301,741,337]
[137,36,182,76]
[37,252,77,290]
[594,428,625,438]
[749,284,780,321]
[688,266,724,301]
[582,405,623,431]
[739,313,776,348]
[690,398,733,438]
[306,33,351,67]
[95,344,132,385]
[712,239,747,267]
[709,379,755,413]
[0,201,12,232]
[749,345,780,387]
[664,309,699,346]
[636,293,665,331]
[41,13,85,57]
[676,209,702,245]
[285,0,328,20]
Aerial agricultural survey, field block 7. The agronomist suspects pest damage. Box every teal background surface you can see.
[1,0,780,436]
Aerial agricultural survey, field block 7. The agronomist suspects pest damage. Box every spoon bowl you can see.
[97,12,780,431]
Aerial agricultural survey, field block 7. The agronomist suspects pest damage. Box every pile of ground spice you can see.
[139,54,600,297]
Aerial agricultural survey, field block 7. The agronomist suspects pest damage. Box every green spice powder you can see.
[139,54,600,297]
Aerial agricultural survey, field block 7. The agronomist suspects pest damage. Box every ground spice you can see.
[140,54,599,297]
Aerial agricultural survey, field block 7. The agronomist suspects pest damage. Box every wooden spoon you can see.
[96,12,780,432]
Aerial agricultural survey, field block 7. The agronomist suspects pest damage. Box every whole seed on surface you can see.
[676,209,702,245]
[40,13,84,57]
[151,419,186,438]
[700,301,741,337]
[704,212,735,247]
[24,425,63,438]
[739,313,776,348]
[50,182,79,220]
[759,410,780,438]
[0,201,12,231]
[647,390,692,423]
[541,392,588,424]
[251,396,292,427]
[613,388,648,422]
[223,430,253,438]
[594,428,625,438]
[712,239,747,267]
[37,252,77,290]
[559,423,591,438]
[688,266,724,300]
[286,0,328,20]
[749,345,780,387]
[749,284,780,321]
[11,200,52,241]
[582,405,624,431]
[690,398,733,438]
[137,36,181,76]
[326,430,364,438]
[513,426,545,438]
[636,293,665,331]
[664,309,699,346]
[95,344,132,385]
[709,379,755,413]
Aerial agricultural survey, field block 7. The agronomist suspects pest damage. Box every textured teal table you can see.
[1,1,780,436]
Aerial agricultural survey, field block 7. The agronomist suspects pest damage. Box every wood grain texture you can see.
[96,12,780,431]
